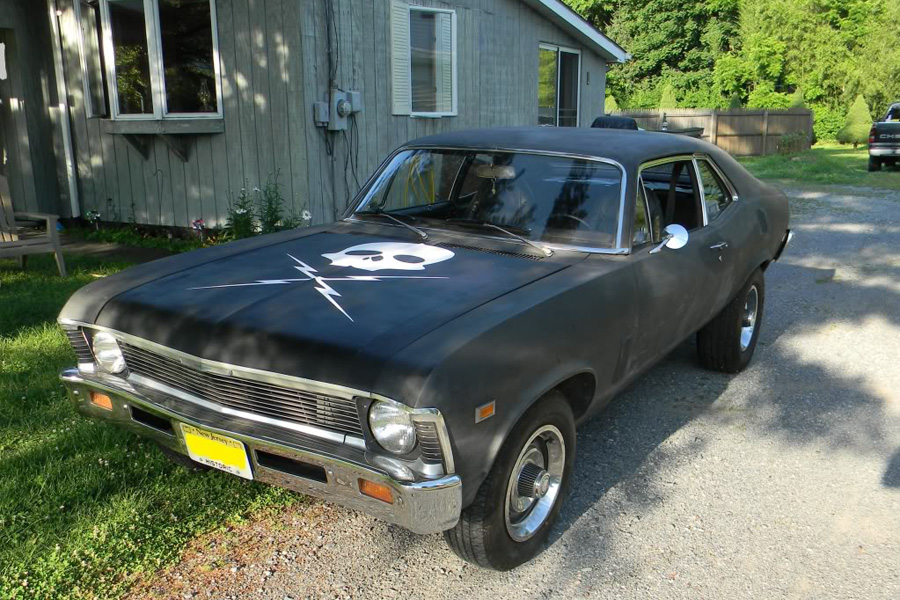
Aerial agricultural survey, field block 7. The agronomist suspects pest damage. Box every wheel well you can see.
[760,259,772,272]
[554,372,595,421]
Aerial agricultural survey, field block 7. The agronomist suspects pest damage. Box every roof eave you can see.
[520,0,629,63]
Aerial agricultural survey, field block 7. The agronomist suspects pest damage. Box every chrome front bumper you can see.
[59,368,462,535]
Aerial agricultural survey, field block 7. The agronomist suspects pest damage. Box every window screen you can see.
[391,2,455,116]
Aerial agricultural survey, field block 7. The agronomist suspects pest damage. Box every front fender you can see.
[383,257,636,506]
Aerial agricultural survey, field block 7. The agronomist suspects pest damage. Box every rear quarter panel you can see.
[711,148,790,291]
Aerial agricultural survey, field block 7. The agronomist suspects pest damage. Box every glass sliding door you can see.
[537,45,580,127]
[538,47,558,125]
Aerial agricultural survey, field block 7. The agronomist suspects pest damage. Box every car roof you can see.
[403,126,715,172]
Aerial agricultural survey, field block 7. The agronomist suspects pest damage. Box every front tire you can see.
[868,156,882,172]
[443,391,575,570]
[697,269,765,373]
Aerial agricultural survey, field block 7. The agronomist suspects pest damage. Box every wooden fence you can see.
[613,109,814,156]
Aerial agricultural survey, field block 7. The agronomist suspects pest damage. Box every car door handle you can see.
[709,242,729,250]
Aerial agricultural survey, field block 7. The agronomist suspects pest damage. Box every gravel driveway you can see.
[130,183,900,600]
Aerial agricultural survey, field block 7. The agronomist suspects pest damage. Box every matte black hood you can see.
[90,231,568,392]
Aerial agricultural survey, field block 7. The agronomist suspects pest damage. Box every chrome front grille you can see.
[66,330,93,363]
[120,343,364,439]
[414,421,443,464]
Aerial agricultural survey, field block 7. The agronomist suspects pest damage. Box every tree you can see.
[605,95,620,113]
[789,88,805,108]
[564,0,900,113]
[837,94,873,148]
[658,83,678,108]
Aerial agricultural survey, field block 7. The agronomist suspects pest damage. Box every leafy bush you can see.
[777,132,808,154]
[225,172,312,241]
[224,187,257,240]
[257,171,285,235]
[812,105,845,142]
[747,82,791,109]
[604,95,619,113]
[658,83,678,109]
[837,94,873,148]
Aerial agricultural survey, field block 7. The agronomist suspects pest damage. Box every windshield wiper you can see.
[355,211,428,240]
[444,218,553,257]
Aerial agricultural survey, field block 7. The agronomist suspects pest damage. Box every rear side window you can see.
[696,160,733,220]
[640,160,703,231]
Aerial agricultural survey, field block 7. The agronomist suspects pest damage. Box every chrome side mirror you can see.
[649,224,689,254]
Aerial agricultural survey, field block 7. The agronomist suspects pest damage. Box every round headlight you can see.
[368,402,416,455]
[92,332,126,374]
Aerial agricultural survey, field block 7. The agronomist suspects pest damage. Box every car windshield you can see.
[351,149,623,249]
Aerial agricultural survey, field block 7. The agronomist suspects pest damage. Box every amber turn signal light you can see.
[358,478,393,504]
[90,392,113,411]
[475,400,495,423]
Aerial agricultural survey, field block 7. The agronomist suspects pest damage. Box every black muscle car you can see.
[58,128,791,570]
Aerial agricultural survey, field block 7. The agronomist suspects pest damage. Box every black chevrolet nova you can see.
[59,128,791,569]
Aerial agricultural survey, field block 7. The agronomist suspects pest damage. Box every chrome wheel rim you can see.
[504,425,565,542]
[740,285,759,351]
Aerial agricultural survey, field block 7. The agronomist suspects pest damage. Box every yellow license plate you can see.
[179,424,253,480]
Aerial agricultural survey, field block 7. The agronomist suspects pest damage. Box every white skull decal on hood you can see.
[322,242,454,272]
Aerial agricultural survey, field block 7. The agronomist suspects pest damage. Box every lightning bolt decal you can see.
[190,253,447,322]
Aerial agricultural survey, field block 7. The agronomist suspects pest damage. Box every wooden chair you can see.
[0,176,67,276]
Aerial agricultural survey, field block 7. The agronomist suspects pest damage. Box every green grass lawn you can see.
[0,254,294,599]
[738,142,900,190]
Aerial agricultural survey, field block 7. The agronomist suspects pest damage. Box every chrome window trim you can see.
[59,318,454,472]
[692,158,710,226]
[694,153,739,201]
[693,155,739,221]
[344,145,629,255]
[630,177,656,249]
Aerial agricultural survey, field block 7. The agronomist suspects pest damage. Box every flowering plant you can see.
[85,210,101,230]
[191,219,206,243]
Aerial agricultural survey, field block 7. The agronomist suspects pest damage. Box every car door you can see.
[626,158,724,373]
[693,156,744,319]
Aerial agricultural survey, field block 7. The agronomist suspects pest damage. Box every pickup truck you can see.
[868,103,900,172]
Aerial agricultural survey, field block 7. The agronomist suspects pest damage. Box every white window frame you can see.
[98,0,223,121]
[73,0,107,118]
[404,5,458,118]
[538,43,581,127]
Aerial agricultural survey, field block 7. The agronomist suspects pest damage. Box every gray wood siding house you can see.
[0,0,625,228]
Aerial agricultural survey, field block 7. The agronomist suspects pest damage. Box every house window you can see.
[75,0,109,117]
[99,0,221,119]
[538,44,580,127]
[390,1,456,117]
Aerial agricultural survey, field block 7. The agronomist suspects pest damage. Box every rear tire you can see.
[697,269,765,373]
[443,391,575,570]
[157,443,210,472]
[868,156,882,172]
